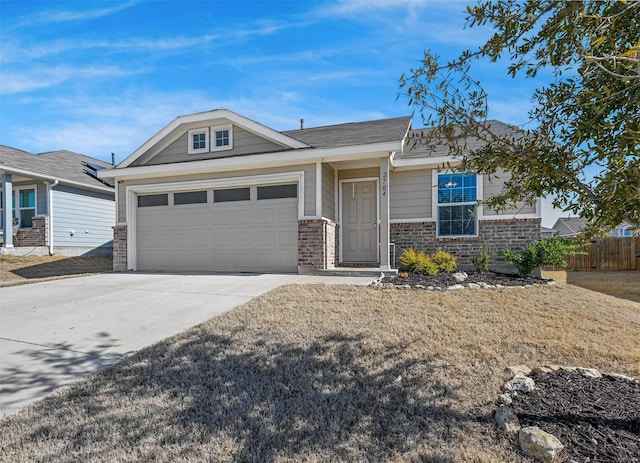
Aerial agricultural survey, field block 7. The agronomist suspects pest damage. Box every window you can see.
[214,187,250,203]
[19,188,36,228]
[257,184,297,200]
[188,128,209,154]
[174,190,208,205]
[437,173,477,236]
[138,194,168,207]
[211,125,233,151]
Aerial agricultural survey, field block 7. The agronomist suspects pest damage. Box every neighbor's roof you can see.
[397,120,525,159]
[282,116,412,149]
[553,216,588,235]
[0,145,114,192]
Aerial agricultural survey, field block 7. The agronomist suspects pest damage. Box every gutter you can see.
[46,180,59,255]
[1,165,114,194]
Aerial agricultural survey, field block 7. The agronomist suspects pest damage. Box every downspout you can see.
[47,180,59,255]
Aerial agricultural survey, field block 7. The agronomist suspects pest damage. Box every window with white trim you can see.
[211,124,233,151]
[188,128,209,154]
[437,173,477,236]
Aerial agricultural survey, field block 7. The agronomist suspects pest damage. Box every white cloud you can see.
[1,65,146,95]
[5,1,139,32]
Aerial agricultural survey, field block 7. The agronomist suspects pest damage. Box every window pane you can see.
[192,133,206,150]
[19,189,35,208]
[438,205,475,236]
[174,190,207,205]
[138,194,168,207]
[257,184,297,200]
[438,173,476,204]
[20,209,34,228]
[214,188,250,202]
[215,130,229,147]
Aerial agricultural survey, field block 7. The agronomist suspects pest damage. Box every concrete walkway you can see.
[0,272,374,416]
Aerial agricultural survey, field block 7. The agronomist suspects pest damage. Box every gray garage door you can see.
[136,184,298,273]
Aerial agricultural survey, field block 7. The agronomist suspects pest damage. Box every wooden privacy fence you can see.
[561,237,640,270]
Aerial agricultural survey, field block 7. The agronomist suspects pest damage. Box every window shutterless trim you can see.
[211,124,233,152]
[188,128,209,154]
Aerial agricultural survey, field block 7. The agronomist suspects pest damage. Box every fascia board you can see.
[1,166,114,194]
[100,141,402,181]
[391,155,461,169]
[118,109,310,169]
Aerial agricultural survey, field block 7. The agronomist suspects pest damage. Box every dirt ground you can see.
[541,269,640,303]
[0,255,112,287]
[1,283,638,462]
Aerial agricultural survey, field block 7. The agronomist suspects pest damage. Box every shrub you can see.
[501,236,583,276]
[472,242,490,272]
[399,248,438,275]
[431,249,457,273]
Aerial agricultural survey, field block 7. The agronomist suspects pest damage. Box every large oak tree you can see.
[400,0,639,234]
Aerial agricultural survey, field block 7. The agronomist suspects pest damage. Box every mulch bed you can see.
[382,270,550,289]
[511,369,640,463]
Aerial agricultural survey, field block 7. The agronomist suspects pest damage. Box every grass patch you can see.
[1,284,639,462]
[0,255,112,287]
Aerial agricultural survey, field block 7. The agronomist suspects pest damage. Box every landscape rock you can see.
[452,271,468,283]
[504,374,535,393]
[505,365,532,378]
[447,284,465,291]
[497,393,513,405]
[519,426,565,462]
[576,367,602,378]
[466,282,480,289]
[495,405,521,433]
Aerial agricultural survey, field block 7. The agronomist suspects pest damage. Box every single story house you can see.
[1,146,115,255]
[99,109,541,273]
[551,217,588,238]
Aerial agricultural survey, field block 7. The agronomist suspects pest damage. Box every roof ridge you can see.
[282,115,412,133]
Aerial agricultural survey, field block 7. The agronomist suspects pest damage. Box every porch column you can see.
[379,157,391,270]
[2,174,13,248]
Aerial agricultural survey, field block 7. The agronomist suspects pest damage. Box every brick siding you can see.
[390,218,541,268]
[298,219,337,272]
[15,216,48,247]
[113,225,127,271]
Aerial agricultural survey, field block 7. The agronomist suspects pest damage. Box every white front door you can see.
[342,180,377,263]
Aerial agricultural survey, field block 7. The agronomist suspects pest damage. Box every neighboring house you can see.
[611,221,636,237]
[540,226,558,238]
[98,109,541,273]
[552,217,588,238]
[0,146,115,255]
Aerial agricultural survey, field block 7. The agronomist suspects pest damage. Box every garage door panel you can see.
[137,190,297,272]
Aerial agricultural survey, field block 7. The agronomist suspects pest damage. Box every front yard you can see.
[1,283,639,462]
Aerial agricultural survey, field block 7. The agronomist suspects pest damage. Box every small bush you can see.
[472,242,490,272]
[501,236,583,276]
[431,249,457,273]
[399,248,438,275]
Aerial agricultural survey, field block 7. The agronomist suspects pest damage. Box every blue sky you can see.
[0,0,544,165]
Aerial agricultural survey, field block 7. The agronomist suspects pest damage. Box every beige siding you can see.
[482,170,536,216]
[118,164,316,221]
[389,168,432,220]
[133,123,287,167]
[117,183,126,223]
[322,164,335,220]
[338,167,379,180]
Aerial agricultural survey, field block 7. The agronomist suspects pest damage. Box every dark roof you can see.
[0,146,114,190]
[282,116,412,149]
[397,120,525,159]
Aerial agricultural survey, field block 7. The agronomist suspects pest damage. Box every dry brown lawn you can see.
[566,270,640,303]
[0,255,112,287]
[1,283,639,462]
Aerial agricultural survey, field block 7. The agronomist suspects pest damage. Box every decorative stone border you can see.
[369,275,557,292]
[494,365,639,462]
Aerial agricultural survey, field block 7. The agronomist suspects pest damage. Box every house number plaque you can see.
[382,171,388,196]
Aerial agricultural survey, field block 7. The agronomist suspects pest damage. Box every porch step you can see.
[314,267,398,278]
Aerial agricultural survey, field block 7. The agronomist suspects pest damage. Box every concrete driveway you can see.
[0,272,374,416]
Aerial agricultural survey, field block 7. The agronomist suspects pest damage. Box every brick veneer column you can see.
[113,225,127,271]
[298,219,337,273]
[16,216,48,247]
